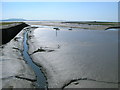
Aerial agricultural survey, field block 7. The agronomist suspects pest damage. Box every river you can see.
[23,28,47,88]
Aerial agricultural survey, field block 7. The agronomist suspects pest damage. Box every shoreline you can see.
[25,21,118,30]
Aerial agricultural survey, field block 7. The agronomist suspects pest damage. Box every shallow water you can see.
[23,30,47,88]
[35,27,118,76]
[28,26,119,88]
[106,28,119,31]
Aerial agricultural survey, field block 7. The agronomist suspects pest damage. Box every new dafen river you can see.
[23,28,47,88]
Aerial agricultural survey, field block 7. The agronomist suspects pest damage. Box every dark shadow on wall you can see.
[0,22,29,45]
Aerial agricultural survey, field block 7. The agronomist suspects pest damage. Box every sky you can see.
[1,2,118,22]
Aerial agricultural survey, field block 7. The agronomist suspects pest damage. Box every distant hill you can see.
[1,19,65,22]
[1,18,27,21]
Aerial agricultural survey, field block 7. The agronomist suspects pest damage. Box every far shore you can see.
[25,21,119,30]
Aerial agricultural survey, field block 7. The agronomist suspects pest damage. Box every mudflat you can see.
[26,22,118,88]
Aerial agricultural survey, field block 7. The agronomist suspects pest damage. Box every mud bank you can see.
[0,27,36,89]
[1,22,29,44]
[105,26,120,30]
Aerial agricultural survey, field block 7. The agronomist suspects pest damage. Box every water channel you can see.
[22,28,47,88]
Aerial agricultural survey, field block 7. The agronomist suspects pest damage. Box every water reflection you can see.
[56,30,57,37]
[106,29,119,31]
[31,26,118,87]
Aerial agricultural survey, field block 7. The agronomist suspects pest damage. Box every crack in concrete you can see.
[62,77,119,89]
